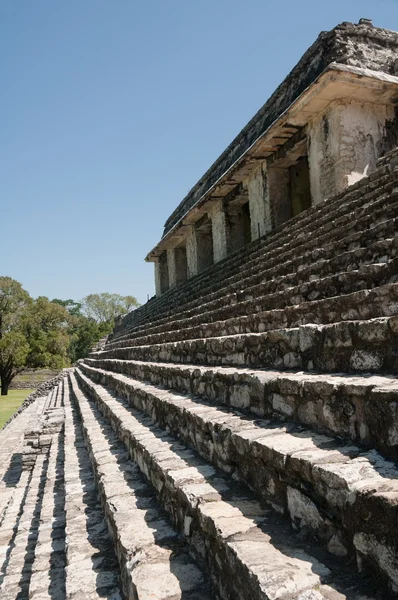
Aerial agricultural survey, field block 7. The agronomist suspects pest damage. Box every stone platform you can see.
[1,147,398,599]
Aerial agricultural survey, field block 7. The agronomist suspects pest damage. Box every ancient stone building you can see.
[146,18,398,296]
[1,18,398,600]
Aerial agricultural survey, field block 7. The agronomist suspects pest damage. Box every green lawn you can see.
[0,389,33,429]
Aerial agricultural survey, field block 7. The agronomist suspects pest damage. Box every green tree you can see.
[0,277,32,395]
[67,316,109,363]
[81,293,139,324]
[52,298,82,316]
[50,297,113,363]
[24,297,71,369]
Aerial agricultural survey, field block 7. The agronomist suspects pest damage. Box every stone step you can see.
[0,458,44,600]
[212,230,396,310]
[107,259,398,351]
[68,371,213,600]
[26,428,66,600]
[94,308,398,376]
[115,209,398,345]
[0,398,47,530]
[73,367,387,599]
[0,382,69,600]
[82,357,398,460]
[119,169,395,333]
[114,174,396,338]
[0,468,31,581]
[63,377,123,600]
[0,382,123,600]
[77,366,398,593]
[111,225,398,348]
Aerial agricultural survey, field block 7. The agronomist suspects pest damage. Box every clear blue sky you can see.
[2,1,397,304]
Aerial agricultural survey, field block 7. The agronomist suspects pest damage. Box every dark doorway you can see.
[289,156,311,217]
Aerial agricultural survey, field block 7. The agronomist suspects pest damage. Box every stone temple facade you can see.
[146,18,398,296]
[1,18,398,600]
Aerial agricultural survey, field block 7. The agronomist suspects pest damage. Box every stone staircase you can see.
[1,150,398,598]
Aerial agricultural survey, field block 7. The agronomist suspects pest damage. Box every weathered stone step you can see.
[0,470,32,593]
[26,428,66,600]
[119,166,395,333]
[82,357,398,460]
[0,457,45,600]
[0,389,67,600]
[114,174,397,338]
[240,233,397,302]
[0,383,68,600]
[107,259,398,351]
[63,378,123,599]
[74,369,385,600]
[77,365,398,594]
[95,307,398,377]
[111,227,398,348]
[115,213,398,345]
[0,399,45,530]
[68,372,213,600]
[0,382,123,600]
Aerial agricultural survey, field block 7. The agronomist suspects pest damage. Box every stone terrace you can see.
[0,145,398,598]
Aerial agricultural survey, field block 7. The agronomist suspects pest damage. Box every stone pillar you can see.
[246,163,272,240]
[208,200,228,263]
[154,260,162,297]
[168,246,187,288]
[308,99,394,205]
[186,226,198,278]
[154,252,169,296]
[167,248,177,288]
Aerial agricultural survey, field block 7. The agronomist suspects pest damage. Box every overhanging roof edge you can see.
[145,63,398,262]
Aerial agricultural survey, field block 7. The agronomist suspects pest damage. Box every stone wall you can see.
[10,369,60,390]
[308,99,395,203]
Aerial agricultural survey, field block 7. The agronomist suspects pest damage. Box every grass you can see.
[12,369,58,386]
[0,389,33,429]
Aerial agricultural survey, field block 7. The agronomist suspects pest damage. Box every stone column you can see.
[308,99,394,205]
[246,163,272,240]
[208,200,228,263]
[186,226,198,278]
[154,260,162,297]
[154,252,169,296]
[167,248,177,288]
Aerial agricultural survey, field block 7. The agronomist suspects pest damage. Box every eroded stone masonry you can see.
[1,18,398,600]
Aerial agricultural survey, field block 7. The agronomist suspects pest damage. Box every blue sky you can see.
[2,1,397,304]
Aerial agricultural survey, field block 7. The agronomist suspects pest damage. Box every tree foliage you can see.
[81,293,139,324]
[24,297,71,369]
[67,316,110,363]
[0,277,32,395]
[0,279,139,395]
[52,298,82,316]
